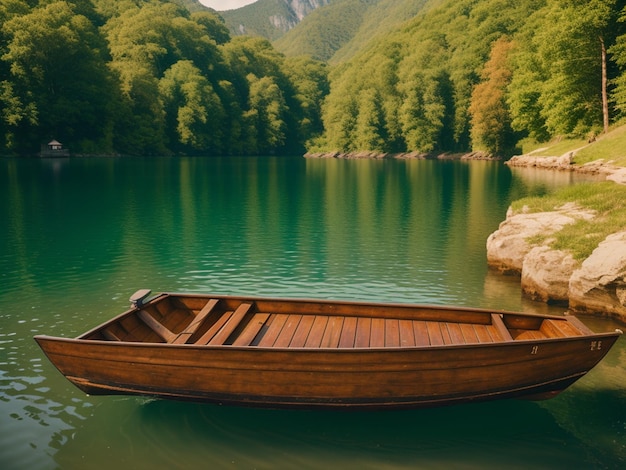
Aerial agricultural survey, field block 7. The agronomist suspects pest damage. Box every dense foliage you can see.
[0,0,328,155]
[312,0,626,156]
[4,0,626,157]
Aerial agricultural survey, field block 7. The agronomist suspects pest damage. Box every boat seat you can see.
[490,314,513,341]
[172,299,219,344]
[137,310,176,343]
[101,328,122,341]
[194,302,254,345]
[208,302,254,345]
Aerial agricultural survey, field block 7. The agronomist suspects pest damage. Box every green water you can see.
[1,156,624,469]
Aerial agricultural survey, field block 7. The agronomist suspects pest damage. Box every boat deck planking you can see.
[91,296,588,349]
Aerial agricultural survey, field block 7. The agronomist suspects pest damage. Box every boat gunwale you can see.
[163,292,573,320]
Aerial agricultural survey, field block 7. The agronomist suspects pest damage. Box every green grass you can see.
[518,136,587,156]
[511,126,626,260]
[510,182,626,261]
[574,125,626,167]
[518,124,626,167]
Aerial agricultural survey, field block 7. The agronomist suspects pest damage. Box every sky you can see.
[199,0,259,11]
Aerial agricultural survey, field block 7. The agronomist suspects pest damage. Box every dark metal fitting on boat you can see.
[129,289,152,308]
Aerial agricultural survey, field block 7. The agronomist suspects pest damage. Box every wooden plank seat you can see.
[206,302,252,345]
[244,314,510,349]
[137,309,176,343]
[541,318,583,338]
[172,299,219,344]
[232,313,271,346]
[490,313,514,341]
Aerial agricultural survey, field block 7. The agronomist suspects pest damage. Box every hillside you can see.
[311,0,626,157]
[274,0,438,63]
[221,0,332,40]
[178,0,208,12]
[273,0,377,62]
[221,0,439,64]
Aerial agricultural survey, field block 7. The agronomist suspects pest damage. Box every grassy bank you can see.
[511,183,626,261]
[510,125,626,261]
[519,124,626,167]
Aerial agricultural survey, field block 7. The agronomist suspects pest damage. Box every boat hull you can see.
[34,332,619,410]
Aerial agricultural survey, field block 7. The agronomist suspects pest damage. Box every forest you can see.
[3,0,626,157]
[310,0,626,156]
[0,0,329,156]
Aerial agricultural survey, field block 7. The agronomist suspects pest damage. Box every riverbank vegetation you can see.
[313,0,626,157]
[0,0,328,156]
[507,124,626,261]
[518,125,626,168]
[511,182,626,261]
[4,0,626,158]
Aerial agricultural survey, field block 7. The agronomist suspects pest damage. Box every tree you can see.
[509,0,620,140]
[1,1,117,153]
[469,37,515,155]
[353,87,386,151]
[397,39,451,153]
[191,11,231,46]
[282,56,329,146]
[319,74,358,151]
[608,3,626,121]
[102,1,226,154]
[159,60,225,153]
[247,75,288,153]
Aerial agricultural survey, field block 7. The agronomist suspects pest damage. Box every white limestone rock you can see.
[569,231,626,320]
[486,204,594,274]
[521,246,578,304]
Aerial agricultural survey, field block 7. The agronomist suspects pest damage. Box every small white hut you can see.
[40,139,70,157]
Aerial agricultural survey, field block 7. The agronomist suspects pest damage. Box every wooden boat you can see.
[35,290,622,410]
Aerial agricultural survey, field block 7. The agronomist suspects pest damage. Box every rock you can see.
[303,151,501,160]
[506,153,573,170]
[507,152,626,185]
[568,231,626,320]
[606,167,626,185]
[486,204,595,274]
[521,246,578,304]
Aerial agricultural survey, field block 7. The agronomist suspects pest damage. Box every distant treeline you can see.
[3,0,626,157]
[0,0,328,156]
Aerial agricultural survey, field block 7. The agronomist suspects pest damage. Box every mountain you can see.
[221,0,333,41]
[273,0,437,63]
[220,0,440,64]
[174,0,209,13]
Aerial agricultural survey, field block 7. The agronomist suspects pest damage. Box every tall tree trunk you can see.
[601,36,609,134]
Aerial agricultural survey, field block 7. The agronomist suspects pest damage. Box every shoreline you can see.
[304,150,500,160]
[506,153,626,184]
[491,154,626,323]
[309,148,626,322]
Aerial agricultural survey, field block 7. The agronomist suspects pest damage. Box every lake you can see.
[1,156,624,469]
